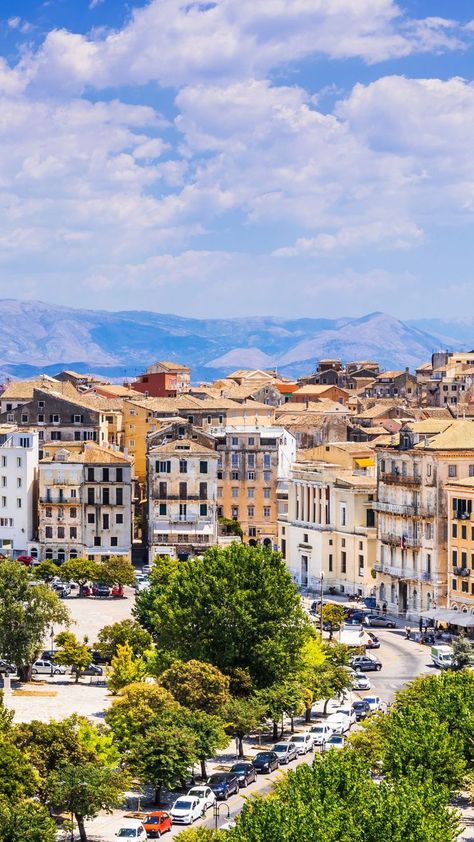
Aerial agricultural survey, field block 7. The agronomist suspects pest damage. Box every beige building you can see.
[280,444,377,597]
[446,477,474,612]
[374,420,474,619]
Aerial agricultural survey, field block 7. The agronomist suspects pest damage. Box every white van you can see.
[431,644,454,669]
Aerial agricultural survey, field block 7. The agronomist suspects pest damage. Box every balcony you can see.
[373,501,434,518]
[380,472,421,486]
[380,532,422,548]
[453,511,472,521]
[374,561,431,581]
[454,567,470,577]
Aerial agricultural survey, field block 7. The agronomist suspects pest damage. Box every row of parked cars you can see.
[50,578,124,599]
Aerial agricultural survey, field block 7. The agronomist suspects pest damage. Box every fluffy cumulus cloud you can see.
[0,0,472,313]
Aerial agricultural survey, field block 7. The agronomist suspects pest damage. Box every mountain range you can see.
[0,299,471,382]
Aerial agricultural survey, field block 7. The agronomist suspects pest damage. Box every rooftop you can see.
[148,437,217,456]
[41,443,131,465]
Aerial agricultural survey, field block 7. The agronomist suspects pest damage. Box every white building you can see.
[0,428,39,557]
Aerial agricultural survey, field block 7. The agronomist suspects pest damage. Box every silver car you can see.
[31,659,66,676]
[272,741,298,764]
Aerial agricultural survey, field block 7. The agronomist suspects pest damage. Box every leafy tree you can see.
[53,632,92,683]
[60,557,99,597]
[320,604,346,639]
[48,761,130,842]
[34,560,60,584]
[160,659,231,715]
[96,619,152,662]
[182,709,229,779]
[224,696,266,759]
[105,683,179,751]
[294,638,326,722]
[218,517,243,537]
[258,680,305,740]
[0,691,14,736]
[131,720,197,804]
[95,556,136,588]
[177,831,221,842]
[0,559,69,681]
[452,635,473,669]
[107,643,147,694]
[134,545,311,688]
[0,797,56,842]
[0,738,39,802]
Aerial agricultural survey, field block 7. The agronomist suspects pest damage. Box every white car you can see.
[336,706,357,727]
[135,579,150,593]
[220,820,237,831]
[351,671,371,691]
[187,785,216,810]
[31,659,67,676]
[170,796,205,824]
[310,722,334,746]
[291,732,314,755]
[322,734,345,751]
[116,820,147,839]
[326,713,351,734]
[363,695,383,713]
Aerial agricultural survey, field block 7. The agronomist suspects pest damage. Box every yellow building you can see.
[446,477,474,611]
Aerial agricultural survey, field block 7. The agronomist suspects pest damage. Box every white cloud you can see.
[273,221,424,257]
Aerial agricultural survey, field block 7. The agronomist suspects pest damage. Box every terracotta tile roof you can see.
[148,437,217,456]
[414,420,474,450]
[41,443,131,464]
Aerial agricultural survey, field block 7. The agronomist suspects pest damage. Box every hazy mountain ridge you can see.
[0,300,465,381]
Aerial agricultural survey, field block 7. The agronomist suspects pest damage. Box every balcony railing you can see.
[380,532,422,548]
[374,561,431,581]
[454,567,470,577]
[380,472,421,486]
[374,501,434,518]
[453,511,472,521]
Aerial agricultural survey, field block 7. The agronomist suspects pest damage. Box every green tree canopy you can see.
[0,738,39,802]
[224,695,266,759]
[95,556,136,588]
[181,709,229,779]
[107,643,147,694]
[60,558,99,596]
[258,680,305,740]
[96,619,152,662]
[0,797,56,842]
[105,682,179,751]
[160,659,231,715]
[130,719,198,803]
[452,636,473,669]
[34,560,60,584]
[134,544,311,688]
[54,632,92,683]
[320,603,346,638]
[0,559,69,680]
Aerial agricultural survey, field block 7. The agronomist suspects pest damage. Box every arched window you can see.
[390,583,396,604]
[379,582,385,602]
[412,589,418,609]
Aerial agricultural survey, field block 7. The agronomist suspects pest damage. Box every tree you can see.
[131,720,198,804]
[320,604,346,639]
[107,643,147,694]
[160,659,231,715]
[218,517,243,537]
[0,559,69,681]
[34,560,60,584]
[96,619,152,662]
[182,709,229,779]
[134,545,311,688]
[53,632,93,683]
[295,638,326,722]
[48,761,130,842]
[95,556,136,588]
[0,797,56,842]
[258,680,305,740]
[224,696,266,759]
[452,635,473,669]
[105,683,179,752]
[60,557,99,597]
[0,738,39,802]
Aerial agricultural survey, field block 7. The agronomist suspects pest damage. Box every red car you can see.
[142,811,172,837]
[111,584,124,598]
[17,555,33,566]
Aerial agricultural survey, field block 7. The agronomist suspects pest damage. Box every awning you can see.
[355,458,374,468]
[420,608,474,627]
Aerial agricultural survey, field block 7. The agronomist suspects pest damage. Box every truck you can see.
[430,644,455,669]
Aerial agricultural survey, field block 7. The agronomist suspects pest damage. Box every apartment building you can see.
[276,400,349,448]
[147,426,219,560]
[0,428,39,558]
[0,376,67,414]
[215,426,296,546]
[280,444,377,597]
[373,420,474,619]
[446,477,474,612]
[130,361,191,397]
[30,443,132,563]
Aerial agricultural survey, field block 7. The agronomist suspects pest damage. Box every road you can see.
[85,628,436,840]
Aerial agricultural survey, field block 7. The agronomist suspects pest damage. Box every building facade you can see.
[0,428,38,557]
[446,477,474,612]
[130,361,191,397]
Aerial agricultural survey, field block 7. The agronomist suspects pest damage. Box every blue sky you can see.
[0,0,473,320]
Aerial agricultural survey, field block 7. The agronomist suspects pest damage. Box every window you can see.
[102,468,109,481]
[358,555,364,571]
[263,506,271,518]
[264,471,271,482]
[200,503,208,516]
[342,538,346,547]
[45,526,53,538]
[187,416,194,424]
[263,487,271,498]
[217,487,223,498]
[156,460,171,473]
[116,468,123,482]
[159,503,167,515]
[16,498,21,508]
[249,526,256,537]
[247,471,255,480]
[248,437,255,445]
[231,487,239,498]
[452,523,458,538]
[116,513,124,524]
[263,453,271,469]
[452,549,458,565]
[0,456,5,467]
[111,537,118,547]
[37,413,45,423]
[328,554,333,571]
[87,513,95,524]
[199,482,207,500]
[231,506,239,519]
[116,488,123,505]
[129,439,135,447]
[16,457,22,468]
[231,437,239,446]
[247,506,255,518]
[87,467,94,482]
[462,525,467,539]
[102,488,110,505]
[179,460,187,474]
[70,508,77,519]
[248,487,255,498]
[247,453,255,468]
[341,551,347,573]
[57,526,65,539]
[5,404,12,412]
[16,478,21,488]
[452,579,458,590]
[103,514,109,529]
[340,504,346,527]
[51,414,60,423]
[51,431,62,441]
[70,527,77,539]
[45,507,52,518]
[448,465,457,478]
[462,580,469,593]
[21,414,28,423]
[231,454,239,468]
[231,471,239,480]
[94,536,101,547]
[200,460,208,474]
[470,465,474,477]
[73,414,82,423]
[462,551,468,566]
[1,477,6,487]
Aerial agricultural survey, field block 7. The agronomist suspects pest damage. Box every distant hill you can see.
[0,300,464,382]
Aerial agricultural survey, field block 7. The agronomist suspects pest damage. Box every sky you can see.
[0,0,473,319]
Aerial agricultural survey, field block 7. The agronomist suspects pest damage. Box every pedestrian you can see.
[382,602,387,616]
[419,618,423,634]
[405,626,411,640]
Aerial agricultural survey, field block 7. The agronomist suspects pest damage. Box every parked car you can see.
[366,633,380,649]
[350,655,382,672]
[92,583,111,598]
[252,751,280,773]
[141,565,153,576]
[352,699,372,721]
[90,649,108,665]
[57,583,72,598]
[230,761,257,787]
[31,659,66,676]
[207,773,240,800]
[326,713,351,735]
[322,734,345,751]
[187,786,216,810]
[111,584,124,598]
[363,695,383,713]
[17,555,33,566]
[0,659,16,674]
[115,820,147,838]
[335,706,357,727]
[351,671,371,691]
[72,663,103,677]
[142,810,172,837]
[170,796,204,824]
[220,820,237,831]
[272,741,298,765]
[291,732,314,754]
[364,614,395,629]
[309,722,334,746]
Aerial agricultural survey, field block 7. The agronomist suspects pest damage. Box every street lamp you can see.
[213,802,230,831]
[319,571,324,641]
[50,626,54,677]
